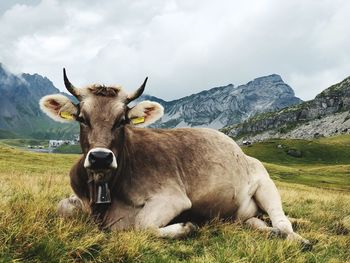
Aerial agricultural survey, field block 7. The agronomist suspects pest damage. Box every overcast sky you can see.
[0,0,349,101]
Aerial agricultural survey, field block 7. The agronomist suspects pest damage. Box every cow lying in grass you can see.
[40,69,311,248]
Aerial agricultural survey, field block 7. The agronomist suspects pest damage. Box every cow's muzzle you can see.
[84,148,117,205]
[84,148,118,170]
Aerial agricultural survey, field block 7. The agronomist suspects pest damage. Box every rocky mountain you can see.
[222,76,350,143]
[0,63,78,139]
[147,74,302,129]
[0,63,302,139]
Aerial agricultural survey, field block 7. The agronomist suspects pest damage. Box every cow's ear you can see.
[39,94,78,123]
[127,100,164,127]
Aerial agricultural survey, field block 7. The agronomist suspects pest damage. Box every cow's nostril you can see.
[89,154,96,161]
[106,152,113,164]
[88,151,114,169]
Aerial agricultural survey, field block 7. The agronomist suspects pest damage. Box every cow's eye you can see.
[112,117,125,130]
[77,116,89,126]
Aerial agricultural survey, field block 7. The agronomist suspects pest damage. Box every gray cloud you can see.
[0,0,349,101]
[0,0,40,15]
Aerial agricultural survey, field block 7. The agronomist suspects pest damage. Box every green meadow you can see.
[0,135,349,262]
[242,135,350,191]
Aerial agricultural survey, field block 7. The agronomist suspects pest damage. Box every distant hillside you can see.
[0,129,21,139]
[222,76,350,143]
[241,135,350,190]
[143,74,302,129]
[0,63,78,139]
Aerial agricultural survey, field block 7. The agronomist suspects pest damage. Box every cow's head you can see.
[40,69,164,177]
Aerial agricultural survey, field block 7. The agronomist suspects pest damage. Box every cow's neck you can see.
[87,125,128,225]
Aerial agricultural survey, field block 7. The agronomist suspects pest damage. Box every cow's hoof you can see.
[268,228,286,239]
[285,232,313,251]
[183,222,198,235]
[57,195,82,218]
[57,199,76,217]
[68,195,83,209]
[300,239,313,252]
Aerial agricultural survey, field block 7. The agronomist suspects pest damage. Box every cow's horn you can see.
[126,77,148,103]
[63,68,81,100]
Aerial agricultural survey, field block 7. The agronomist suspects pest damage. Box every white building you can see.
[49,140,66,148]
[49,136,79,148]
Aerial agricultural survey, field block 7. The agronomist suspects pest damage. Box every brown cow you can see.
[40,69,310,246]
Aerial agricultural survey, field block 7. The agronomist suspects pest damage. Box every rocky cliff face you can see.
[0,64,78,139]
[151,74,302,129]
[222,76,350,142]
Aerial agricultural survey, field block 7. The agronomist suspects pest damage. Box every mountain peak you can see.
[0,63,7,77]
[239,74,296,98]
[222,75,350,142]
[245,74,283,86]
[157,74,301,129]
[257,74,282,80]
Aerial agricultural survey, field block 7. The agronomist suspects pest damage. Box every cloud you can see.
[0,0,349,101]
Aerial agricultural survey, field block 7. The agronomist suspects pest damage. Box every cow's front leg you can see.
[135,190,196,239]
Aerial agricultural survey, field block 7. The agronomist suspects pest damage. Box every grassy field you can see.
[53,144,82,154]
[0,138,82,154]
[0,139,48,148]
[242,135,350,191]
[0,135,349,262]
